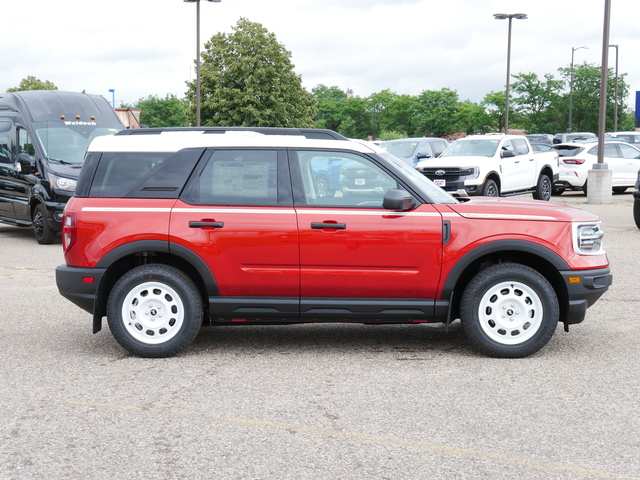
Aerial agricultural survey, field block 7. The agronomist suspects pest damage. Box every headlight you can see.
[464,167,480,180]
[49,174,77,192]
[573,222,604,255]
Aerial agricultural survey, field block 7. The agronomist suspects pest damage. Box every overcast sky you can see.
[1,0,637,111]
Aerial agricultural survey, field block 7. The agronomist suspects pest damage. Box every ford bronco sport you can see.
[55,127,612,358]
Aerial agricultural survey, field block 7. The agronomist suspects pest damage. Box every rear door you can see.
[291,149,443,320]
[170,148,300,317]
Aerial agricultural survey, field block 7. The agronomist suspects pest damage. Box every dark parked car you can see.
[526,134,553,145]
[634,168,640,229]
[553,132,597,144]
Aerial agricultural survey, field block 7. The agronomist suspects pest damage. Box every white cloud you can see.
[1,0,636,112]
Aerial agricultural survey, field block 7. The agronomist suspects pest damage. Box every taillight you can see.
[562,158,585,165]
[62,213,77,251]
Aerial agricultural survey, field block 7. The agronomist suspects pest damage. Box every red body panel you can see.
[296,204,443,298]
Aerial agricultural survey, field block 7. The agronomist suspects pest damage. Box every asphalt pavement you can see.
[0,191,638,480]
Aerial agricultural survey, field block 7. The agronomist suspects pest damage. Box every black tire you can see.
[107,264,203,358]
[582,181,588,195]
[613,187,627,194]
[533,174,552,201]
[483,179,499,197]
[551,186,565,196]
[32,203,56,244]
[315,176,331,198]
[634,197,640,229]
[460,263,559,358]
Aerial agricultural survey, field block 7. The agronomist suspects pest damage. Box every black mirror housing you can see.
[383,188,416,211]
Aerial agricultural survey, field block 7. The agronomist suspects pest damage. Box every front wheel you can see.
[460,263,559,358]
[533,174,552,201]
[483,179,499,197]
[107,264,203,357]
[33,203,56,244]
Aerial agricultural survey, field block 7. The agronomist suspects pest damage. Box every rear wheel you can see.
[533,174,552,201]
[460,263,559,358]
[634,197,640,229]
[107,264,203,358]
[613,187,627,194]
[551,186,565,196]
[32,203,56,244]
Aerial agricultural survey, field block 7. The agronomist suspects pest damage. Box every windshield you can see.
[377,152,458,204]
[440,139,499,158]
[379,140,419,158]
[34,121,123,165]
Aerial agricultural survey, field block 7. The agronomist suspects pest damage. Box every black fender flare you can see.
[440,239,570,301]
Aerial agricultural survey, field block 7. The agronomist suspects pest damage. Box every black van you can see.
[0,90,123,243]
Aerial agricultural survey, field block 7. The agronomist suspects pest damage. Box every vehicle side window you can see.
[18,127,35,162]
[513,138,530,155]
[617,144,640,159]
[293,150,398,208]
[603,144,619,157]
[432,141,447,156]
[502,140,515,155]
[186,149,279,206]
[90,149,202,198]
[0,121,11,164]
[418,142,433,157]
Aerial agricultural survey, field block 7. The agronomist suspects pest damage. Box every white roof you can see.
[88,129,376,154]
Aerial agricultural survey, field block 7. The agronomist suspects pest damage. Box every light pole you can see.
[609,44,619,132]
[568,46,588,133]
[108,89,115,108]
[493,13,527,134]
[184,0,221,127]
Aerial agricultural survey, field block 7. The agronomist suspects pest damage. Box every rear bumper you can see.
[560,267,613,324]
[55,264,106,315]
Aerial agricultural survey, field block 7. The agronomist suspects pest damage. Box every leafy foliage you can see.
[186,18,317,127]
[7,76,57,92]
[132,94,190,128]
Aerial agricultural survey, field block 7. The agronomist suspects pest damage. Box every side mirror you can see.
[383,188,416,211]
[416,152,432,159]
[16,153,35,175]
[501,150,515,158]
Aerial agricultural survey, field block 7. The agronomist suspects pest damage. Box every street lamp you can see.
[108,88,115,108]
[184,0,221,127]
[568,46,587,133]
[493,13,527,133]
[609,44,619,132]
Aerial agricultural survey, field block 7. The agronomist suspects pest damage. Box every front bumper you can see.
[561,267,613,324]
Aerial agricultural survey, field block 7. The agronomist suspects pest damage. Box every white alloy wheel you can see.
[476,280,544,345]
[120,280,185,345]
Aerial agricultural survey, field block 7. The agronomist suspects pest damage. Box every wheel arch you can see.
[92,240,218,332]
[441,240,570,324]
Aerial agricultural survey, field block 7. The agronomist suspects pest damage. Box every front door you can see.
[291,149,443,320]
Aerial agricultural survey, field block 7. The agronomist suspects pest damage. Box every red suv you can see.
[55,128,612,358]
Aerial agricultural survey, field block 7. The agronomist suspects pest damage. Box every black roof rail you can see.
[115,127,349,141]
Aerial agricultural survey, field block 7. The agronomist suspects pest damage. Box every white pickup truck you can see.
[415,134,559,201]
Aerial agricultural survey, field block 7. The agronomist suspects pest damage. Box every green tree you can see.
[7,76,57,92]
[412,88,462,137]
[557,62,629,133]
[312,84,348,132]
[187,18,317,127]
[482,91,507,133]
[511,72,563,133]
[133,94,190,127]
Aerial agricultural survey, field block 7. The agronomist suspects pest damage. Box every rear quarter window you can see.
[88,149,203,198]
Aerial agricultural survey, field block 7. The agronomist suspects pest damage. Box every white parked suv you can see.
[415,134,559,200]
